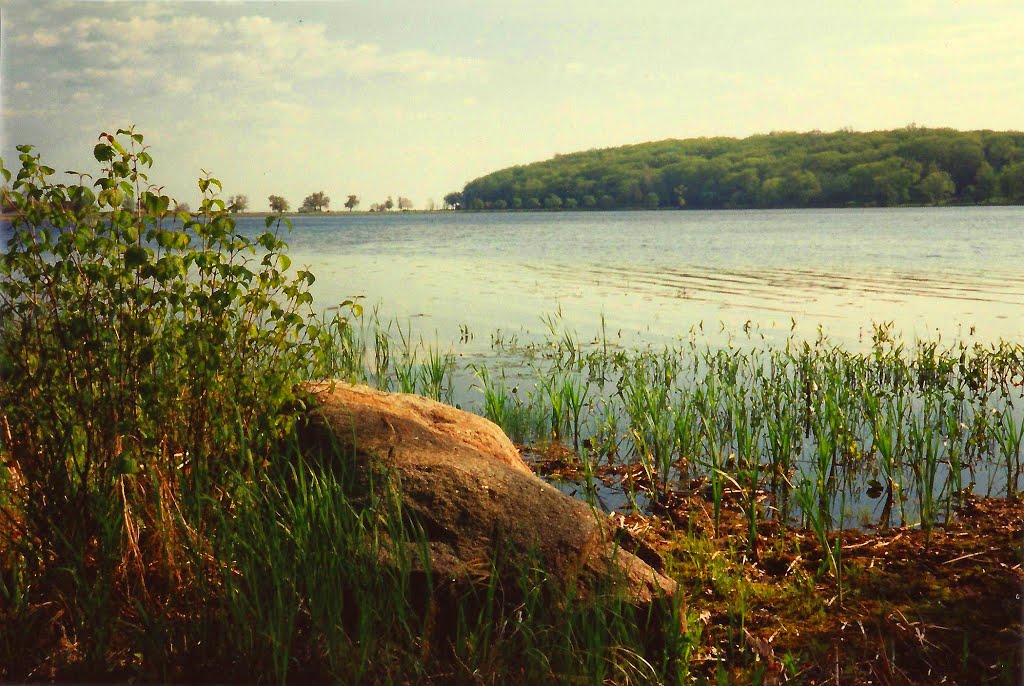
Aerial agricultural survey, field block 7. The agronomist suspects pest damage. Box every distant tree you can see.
[469,198,485,210]
[943,139,985,191]
[563,197,578,210]
[384,196,394,211]
[916,171,955,205]
[397,196,414,211]
[525,197,541,209]
[849,158,917,206]
[122,194,137,213]
[984,134,1018,171]
[345,194,359,211]
[543,193,562,210]
[761,171,821,207]
[581,195,597,209]
[173,200,190,214]
[444,191,463,209]
[268,195,289,213]
[228,194,249,213]
[301,191,330,212]
[1000,161,1024,202]
[974,162,998,202]
[642,191,660,209]
[673,185,688,208]
[492,199,508,210]
[511,197,523,209]
[426,198,437,211]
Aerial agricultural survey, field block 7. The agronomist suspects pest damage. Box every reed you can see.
[466,312,1023,537]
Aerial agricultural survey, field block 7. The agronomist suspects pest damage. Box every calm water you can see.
[234,206,1024,351]
[4,206,1021,349]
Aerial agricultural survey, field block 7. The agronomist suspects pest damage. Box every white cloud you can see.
[15,29,60,47]
[13,9,485,94]
[68,12,485,85]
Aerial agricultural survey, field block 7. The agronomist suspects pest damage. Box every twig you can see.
[941,550,986,565]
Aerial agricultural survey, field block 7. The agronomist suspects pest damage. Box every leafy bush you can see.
[0,127,342,672]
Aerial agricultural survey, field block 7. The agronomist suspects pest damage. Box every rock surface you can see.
[303,382,677,605]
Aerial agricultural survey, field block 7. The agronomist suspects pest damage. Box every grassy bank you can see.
[1,130,1020,683]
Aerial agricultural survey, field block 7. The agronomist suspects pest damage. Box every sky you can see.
[1,0,1022,211]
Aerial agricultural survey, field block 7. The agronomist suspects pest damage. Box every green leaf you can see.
[108,136,127,156]
[124,245,148,269]
[142,191,162,215]
[94,144,114,162]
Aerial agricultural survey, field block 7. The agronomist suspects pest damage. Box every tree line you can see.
[262,192,364,213]
[204,193,421,214]
[453,127,1024,211]
[0,187,445,216]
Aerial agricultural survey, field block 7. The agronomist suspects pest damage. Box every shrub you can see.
[0,127,347,672]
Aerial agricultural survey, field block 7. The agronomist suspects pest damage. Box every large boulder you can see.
[302,382,677,606]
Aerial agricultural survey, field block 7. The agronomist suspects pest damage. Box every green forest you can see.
[457,127,1024,211]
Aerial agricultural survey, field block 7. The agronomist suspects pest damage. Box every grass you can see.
[462,317,1024,534]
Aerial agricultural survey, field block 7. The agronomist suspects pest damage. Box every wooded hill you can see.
[459,128,1024,210]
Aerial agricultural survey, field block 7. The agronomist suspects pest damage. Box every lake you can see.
[4,206,1022,350]
[234,206,1024,352]
[3,205,1022,520]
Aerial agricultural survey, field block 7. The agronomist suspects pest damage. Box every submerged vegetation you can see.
[0,130,1020,683]
[458,127,1024,210]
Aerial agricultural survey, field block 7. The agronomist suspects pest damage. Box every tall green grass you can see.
[460,317,1024,536]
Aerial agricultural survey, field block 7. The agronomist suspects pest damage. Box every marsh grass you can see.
[459,316,1024,535]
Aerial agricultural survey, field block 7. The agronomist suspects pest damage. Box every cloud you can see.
[39,10,486,88]
[14,29,60,47]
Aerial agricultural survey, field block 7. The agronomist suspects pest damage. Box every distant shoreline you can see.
[3,202,1022,225]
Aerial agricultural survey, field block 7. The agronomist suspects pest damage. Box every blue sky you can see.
[2,0,1022,210]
